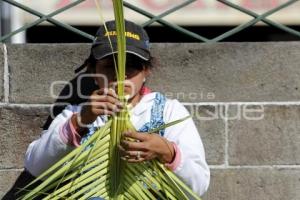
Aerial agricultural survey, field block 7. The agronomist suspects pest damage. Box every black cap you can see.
[91,20,150,61]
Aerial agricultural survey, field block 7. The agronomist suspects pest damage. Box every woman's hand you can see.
[80,88,123,125]
[119,131,175,164]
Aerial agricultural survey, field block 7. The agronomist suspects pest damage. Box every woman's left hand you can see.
[119,131,175,163]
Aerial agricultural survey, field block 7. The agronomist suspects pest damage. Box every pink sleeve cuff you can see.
[165,143,181,171]
[59,116,82,147]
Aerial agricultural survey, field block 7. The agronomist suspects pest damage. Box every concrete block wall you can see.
[0,43,299,199]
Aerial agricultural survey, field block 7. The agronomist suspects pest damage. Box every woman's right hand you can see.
[79,88,123,126]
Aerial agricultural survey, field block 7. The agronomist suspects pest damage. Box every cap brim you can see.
[92,44,150,61]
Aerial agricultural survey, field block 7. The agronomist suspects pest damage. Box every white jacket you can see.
[24,92,210,197]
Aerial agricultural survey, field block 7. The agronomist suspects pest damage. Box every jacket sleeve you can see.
[163,99,210,197]
[24,105,80,177]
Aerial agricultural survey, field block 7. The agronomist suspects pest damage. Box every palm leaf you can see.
[19,1,202,199]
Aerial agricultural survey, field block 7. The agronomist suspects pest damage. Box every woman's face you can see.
[93,56,150,100]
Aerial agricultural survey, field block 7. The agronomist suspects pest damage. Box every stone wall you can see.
[0,43,299,199]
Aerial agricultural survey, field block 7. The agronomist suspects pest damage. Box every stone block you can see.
[228,105,300,165]
[203,168,300,200]
[186,105,226,165]
[0,106,49,169]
